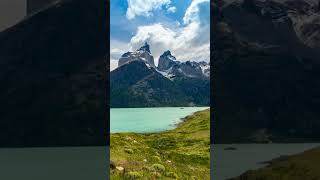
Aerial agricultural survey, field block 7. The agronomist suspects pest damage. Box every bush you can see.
[126,172,143,179]
[152,164,166,172]
[152,155,161,162]
[124,148,134,154]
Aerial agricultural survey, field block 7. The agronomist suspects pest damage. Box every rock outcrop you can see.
[118,42,156,68]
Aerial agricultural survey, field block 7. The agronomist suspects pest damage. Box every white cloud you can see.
[126,0,172,20]
[110,40,130,71]
[129,0,210,66]
[183,0,209,24]
[110,59,119,71]
[167,6,176,13]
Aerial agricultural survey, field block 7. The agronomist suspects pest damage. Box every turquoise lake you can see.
[110,107,209,133]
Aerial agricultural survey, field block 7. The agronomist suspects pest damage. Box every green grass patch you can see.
[110,109,210,179]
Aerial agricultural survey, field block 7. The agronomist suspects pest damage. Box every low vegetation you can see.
[110,109,210,179]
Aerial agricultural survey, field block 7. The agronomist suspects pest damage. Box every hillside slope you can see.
[0,0,108,147]
[110,109,210,179]
[212,0,320,143]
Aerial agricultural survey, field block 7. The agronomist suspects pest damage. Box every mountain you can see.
[0,0,107,147]
[158,50,210,79]
[110,44,210,108]
[111,60,191,107]
[212,0,320,143]
[118,42,156,68]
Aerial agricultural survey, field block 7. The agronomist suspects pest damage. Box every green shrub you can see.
[152,155,161,162]
[126,172,143,179]
[124,148,134,154]
[152,164,166,172]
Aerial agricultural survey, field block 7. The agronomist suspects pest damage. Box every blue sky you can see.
[110,0,210,71]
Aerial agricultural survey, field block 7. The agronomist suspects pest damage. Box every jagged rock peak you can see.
[161,50,172,57]
[138,42,151,53]
[160,50,176,60]
[158,50,177,71]
[118,42,155,68]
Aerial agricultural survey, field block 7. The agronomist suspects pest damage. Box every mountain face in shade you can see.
[111,60,192,107]
[0,0,107,147]
[212,0,320,143]
[158,50,177,71]
[111,45,210,108]
[118,42,156,68]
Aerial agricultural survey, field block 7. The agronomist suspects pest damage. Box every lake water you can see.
[212,143,320,180]
[110,107,209,133]
[0,146,107,180]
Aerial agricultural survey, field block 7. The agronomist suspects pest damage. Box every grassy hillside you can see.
[231,147,320,180]
[110,109,210,179]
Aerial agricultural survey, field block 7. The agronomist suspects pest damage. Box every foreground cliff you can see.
[212,0,320,143]
[0,0,108,147]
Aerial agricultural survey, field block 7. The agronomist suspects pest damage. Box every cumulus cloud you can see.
[110,59,119,71]
[129,0,210,66]
[183,0,209,24]
[126,0,172,20]
[110,40,130,71]
[167,6,176,13]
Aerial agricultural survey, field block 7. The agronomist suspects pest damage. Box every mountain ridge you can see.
[110,43,210,108]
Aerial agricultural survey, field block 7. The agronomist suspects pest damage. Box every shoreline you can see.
[110,107,209,134]
[110,106,210,109]
[110,109,210,179]
[213,143,320,180]
[229,146,320,180]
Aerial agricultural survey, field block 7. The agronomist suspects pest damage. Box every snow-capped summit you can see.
[118,42,155,68]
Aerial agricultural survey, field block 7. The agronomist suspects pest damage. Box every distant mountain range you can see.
[110,43,210,108]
